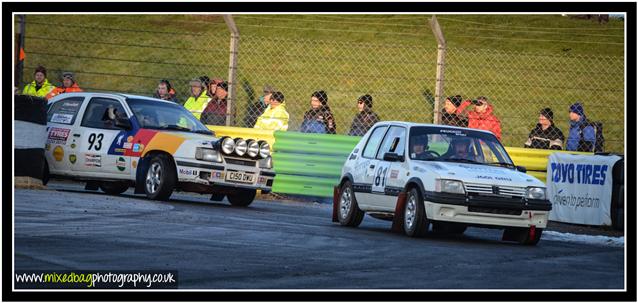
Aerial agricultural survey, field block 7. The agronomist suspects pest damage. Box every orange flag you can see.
[19,47,25,61]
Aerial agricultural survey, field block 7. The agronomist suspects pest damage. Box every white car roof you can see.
[374,121,494,136]
[48,91,175,105]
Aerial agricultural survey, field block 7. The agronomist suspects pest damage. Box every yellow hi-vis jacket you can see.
[183,90,210,120]
[22,79,55,98]
[254,103,290,131]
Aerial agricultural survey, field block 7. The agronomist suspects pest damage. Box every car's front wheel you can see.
[404,187,431,237]
[144,154,176,201]
[227,189,256,207]
[100,181,130,195]
[338,180,364,227]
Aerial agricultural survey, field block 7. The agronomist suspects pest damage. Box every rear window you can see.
[47,97,84,125]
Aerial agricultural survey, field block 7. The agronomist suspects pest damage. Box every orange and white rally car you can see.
[44,92,275,206]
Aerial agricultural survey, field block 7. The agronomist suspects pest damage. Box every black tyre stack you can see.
[14,95,48,187]
[610,156,624,231]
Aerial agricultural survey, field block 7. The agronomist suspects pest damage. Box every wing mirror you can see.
[516,165,527,173]
[383,152,404,162]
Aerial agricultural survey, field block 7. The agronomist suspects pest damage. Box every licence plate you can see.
[225,171,255,184]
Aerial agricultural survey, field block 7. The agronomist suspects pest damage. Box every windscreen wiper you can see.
[486,161,516,168]
[442,158,483,165]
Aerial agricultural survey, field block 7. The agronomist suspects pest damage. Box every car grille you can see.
[464,182,526,197]
[225,157,256,167]
[468,206,522,216]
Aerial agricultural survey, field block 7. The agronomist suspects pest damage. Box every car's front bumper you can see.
[175,159,275,192]
[423,192,551,228]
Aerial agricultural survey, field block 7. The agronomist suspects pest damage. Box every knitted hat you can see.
[446,95,463,107]
[62,71,75,83]
[569,102,585,117]
[358,94,373,108]
[540,107,554,121]
[312,90,328,105]
[34,65,47,77]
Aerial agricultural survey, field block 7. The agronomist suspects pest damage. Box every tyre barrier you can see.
[14,95,48,188]
[610,157,624,231]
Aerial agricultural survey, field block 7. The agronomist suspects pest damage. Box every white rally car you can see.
[335,121,552,245]
[44,92,275,206]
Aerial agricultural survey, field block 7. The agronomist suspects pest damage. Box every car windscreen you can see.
[126,98,213,135]
[409,126,514,167]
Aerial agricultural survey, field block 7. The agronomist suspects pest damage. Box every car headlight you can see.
[221,137,235,155]
[258,141,270,158]
[246,140,259,158]
[259,156,273,169]
[526,187,546,200]
[437,179,465,195]
[195,147,221,162]
[234,138,247,156]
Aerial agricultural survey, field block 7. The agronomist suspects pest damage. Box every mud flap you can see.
[391,191,407,233]
[134,157,150,194]
[332,186,340,222]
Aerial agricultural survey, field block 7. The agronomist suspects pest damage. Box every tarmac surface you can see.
[13,180,625,289]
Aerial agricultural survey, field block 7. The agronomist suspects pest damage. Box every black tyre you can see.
[42,160,50,186]
[100,181,130,195]
[227,189,256,207]
[403,187,431,237]
[504,227,544,246]
[338,181,365,227]
[143,154,176,201]
[432,222,467,235]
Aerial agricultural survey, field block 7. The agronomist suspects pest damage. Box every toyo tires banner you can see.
[547,153,621,226]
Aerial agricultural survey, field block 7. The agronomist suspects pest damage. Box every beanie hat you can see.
[540,107,554,122]
[62,71,75,83]
[312,90,328,106]
[358,94,373,108]
[271,91,285,103]
[569,102,585,117]
[217,81,229,91]
[34,65,47,77]
[189,78,203,87]
[447,95,463,107]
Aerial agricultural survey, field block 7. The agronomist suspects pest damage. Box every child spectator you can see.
[300,90,336,134]
[348,94,380,136]
[524,108,564,150]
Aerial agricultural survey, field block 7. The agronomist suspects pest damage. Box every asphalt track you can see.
[13,180,624,289]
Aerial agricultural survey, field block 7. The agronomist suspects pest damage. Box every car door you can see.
[75,96,130,177]
[373,126,407,211]
[45,96,87,174]
[352,125,388,211]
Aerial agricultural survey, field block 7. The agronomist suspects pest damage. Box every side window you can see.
[362,126,388,159]
[81,98,127,130]
[47,97,84,125]
[376,126,406,159]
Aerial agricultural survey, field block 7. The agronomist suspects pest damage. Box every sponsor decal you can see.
[69,154,77,164]
[114,148,126,153]
[70,143,76,149]
[132,160,137,169]
[550,163,608,186]
[211,171,223,179]
[116,134,125,146]
[178,168,197,176]
[85,154,102,167]
[258,176,267,184]
[47,127,70,145]
[53,146,64,162]
[132,143,145,153]
[123,142,133,149]
[390,170,399,179]
[127,136,134,143]
[50,113,74,124]
[116,157,126,171]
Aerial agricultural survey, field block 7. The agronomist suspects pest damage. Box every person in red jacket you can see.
[45,71,83,100]
[457,96,502,141]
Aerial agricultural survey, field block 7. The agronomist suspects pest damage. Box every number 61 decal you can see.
[88,133,104,151]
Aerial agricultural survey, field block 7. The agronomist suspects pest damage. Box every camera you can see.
[471,99,483,105]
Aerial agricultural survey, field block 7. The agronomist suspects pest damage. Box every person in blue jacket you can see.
[566,102,596,152]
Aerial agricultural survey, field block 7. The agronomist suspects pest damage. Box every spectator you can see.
[183,78,211,120]
[199,75,211,97]
[245,85,275,127]
[254,91,289,131]
[45,71,83,100]
[566,102,596,152]
[457,96,501,141]
[524,108,565,150]
[300,90,337,134]
[153,79,179,103]
[201,81,229,126]
[204,77,223,99]
[441,95,468,127]
[22,65,56,98]
[348,94,380,136]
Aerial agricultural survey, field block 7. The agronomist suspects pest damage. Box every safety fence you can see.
[16,14,625,154]
[208,126,592,198]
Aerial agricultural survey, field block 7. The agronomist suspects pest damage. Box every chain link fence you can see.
[16,15,624,153]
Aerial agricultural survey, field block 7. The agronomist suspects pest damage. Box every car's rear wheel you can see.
[100,181,130,195]
[404,187,431,237]
[338,181,364,227]
[144,154,176,201]
[227,189,256,207]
